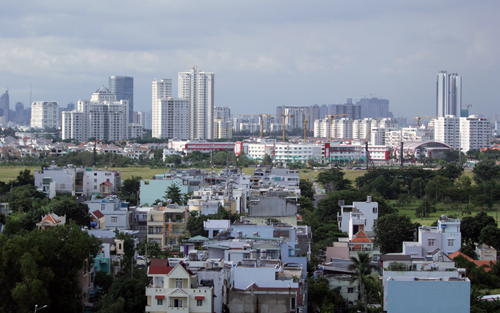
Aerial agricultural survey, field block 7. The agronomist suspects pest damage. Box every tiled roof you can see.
[102,181,113,186]
[350,230,372,243]
[151,259,170,267]
[449,251,474,262]
[148,265,174,275]
[92,210,104,219]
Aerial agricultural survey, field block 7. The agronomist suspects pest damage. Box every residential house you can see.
[147,204,189,248]
[337,196,378,240]
[85,195,130,230]
[36,213,66,230]
[145,259,214,313]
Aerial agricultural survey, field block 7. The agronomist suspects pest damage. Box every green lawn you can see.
[394,200,500,227]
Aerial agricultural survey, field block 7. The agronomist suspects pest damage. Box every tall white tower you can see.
[436,71,462,117]
[178,66,214,140]
[152,79,173,138]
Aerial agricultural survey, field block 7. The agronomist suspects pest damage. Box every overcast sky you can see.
[1,0,499,121]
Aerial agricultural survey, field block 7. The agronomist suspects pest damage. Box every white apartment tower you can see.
[459,116,490,152]
[31,101,59,129]
[62,87,130,141]
[152,79,173,138]
[154,98,189,139]
[434,116,460,149]
[178,66,214,140]
[436,71,462,117]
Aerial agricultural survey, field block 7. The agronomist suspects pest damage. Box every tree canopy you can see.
[373,213,418,254]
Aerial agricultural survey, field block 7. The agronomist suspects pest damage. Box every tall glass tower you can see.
[109,76,134,123]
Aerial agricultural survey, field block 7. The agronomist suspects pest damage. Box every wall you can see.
[140,178,188,205]
[385,280,470,313]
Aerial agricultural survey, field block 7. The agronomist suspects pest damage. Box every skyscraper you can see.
[436,71,462,117]
[109,76,134,123]
[152,79,173,138]
[0,90,9,124]
[178,66,214,140]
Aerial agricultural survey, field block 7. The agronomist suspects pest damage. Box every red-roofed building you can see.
[36,213,66,230]
[90,210,106,229]
[145,260,213,312]
[449,250,497,272]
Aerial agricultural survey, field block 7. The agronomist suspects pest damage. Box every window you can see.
[94,179,97,183]
[175,279,183,288]
[448,239,454,246]
[197,300,203,306]
[111,217,118,224]
[348,287,354,293]
[172,299,183,307]
[157,299,163,305]
[373,207,378,213]
[428,239,435,247]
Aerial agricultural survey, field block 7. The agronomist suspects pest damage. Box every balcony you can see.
[352,218,365,225]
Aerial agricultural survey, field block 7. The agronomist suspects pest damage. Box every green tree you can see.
[373,213,418,254]
[299,179,315,200]
[49,198,92,227]
[14,169,34,187]
[119,176,142,206]
[185,211,209,237]
[261,154,273,166]
[307,276,343,312]
[347,252,377,313]
[479,225,500,251]
[164,184,183,205]
[460,242,478,260]
[0,224,101,313]
[102,276,147,313]
[316,168,352,192]
[138,240,171,260]
[95,270,114,294]
[461,212,497,244]
[213,151,228,166]
[473,161,500,184]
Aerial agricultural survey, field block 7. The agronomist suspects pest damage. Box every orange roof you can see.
[449,251,474,262]
[475,260,496,272]
[350,231,372,243]
[42,214,57,225]
[449,251,497,271]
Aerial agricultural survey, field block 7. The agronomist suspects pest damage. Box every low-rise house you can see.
[403,215,461,257]
[36,213,66,230]
[145,259,214,313]
[146,204,188,248]
[337,196,378,240]
[476,243,497,261]
[85,195,129,230]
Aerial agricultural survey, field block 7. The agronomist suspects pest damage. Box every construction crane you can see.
[238,113,271,139]
[414,115,436,127]
[304,119,308,141]
[325,113,349,140]
[276,113,294,142]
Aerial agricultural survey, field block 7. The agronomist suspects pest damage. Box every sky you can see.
[1,0,499,121]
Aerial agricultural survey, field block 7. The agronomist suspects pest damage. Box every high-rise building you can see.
[31,101,59,129]
[109,76,134,123]
[0,90,9,124]
[137,111,152,130]
[178,66,214,140]
[357,97,391,119]
[459,116,490,152]
[62,87,132,142]
[152,79,173,138]
[214,107,232,122]
[434,116,460,149]
[436,71,462,117]
[153,98,189,139]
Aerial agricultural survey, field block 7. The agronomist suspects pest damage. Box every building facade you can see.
[31,101,59,129]
[152,79,173,138]
[109,76,134,123]
[153,98,189,139]
[436,71,461,118]
[178,66,214,140]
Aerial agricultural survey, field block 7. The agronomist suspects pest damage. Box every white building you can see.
[128,123,144,139]
[153,98,189,139]
[214,106,232,122]
[145,260,213,313]
[34,163,76,195]
[337,196,378,240]
[138,110,152,129]
[459,115,490,152]
[385,126,434,148]
[437,71,462,117]
[178,66,214,140]
[403,215,461,257]
[214,119,232,139]
[62,87,131,141]
[31,101,59,129]
[82,168,121,197]
[85,195,130,230]
[434,115,460,149]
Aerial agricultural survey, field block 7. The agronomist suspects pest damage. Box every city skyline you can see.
[0,1,499,121]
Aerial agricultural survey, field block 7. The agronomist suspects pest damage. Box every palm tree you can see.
[347,252,378,313]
